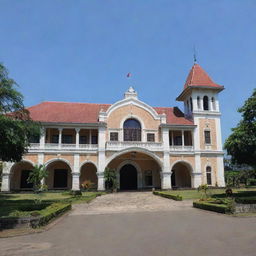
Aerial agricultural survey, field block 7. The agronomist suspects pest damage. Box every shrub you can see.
[69,190,82,196]
[31,203,71,228]
[193,201,231,214]
[153,191,182,201]
[225,188,233,197]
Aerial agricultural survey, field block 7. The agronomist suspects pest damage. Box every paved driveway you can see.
[0,192,255,256]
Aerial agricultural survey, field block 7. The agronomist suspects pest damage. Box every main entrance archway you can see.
[120,164,137,190]
[106,150,162,190]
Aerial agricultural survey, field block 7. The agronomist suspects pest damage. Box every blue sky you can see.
[1,0,255,142]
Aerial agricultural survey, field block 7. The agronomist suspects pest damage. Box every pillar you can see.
[39,127,45,149]
[97,124,106,191]
[161,126,172,189]
[1,162,13,192]
[181,130,184,149]
[58,128,63,148]
[75,128,80,149]
[72,154,80,190]
[217,155,225,187]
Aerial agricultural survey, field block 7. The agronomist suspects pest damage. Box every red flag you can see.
[127,72,131,78]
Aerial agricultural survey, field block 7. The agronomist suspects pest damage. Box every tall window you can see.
[145,170,153,186]
[211,97,216,111]
[190,97,193,111]
[203,96,209,110]
[206,166,212,185]
[123,119,141,141]
[62,135,73,144]
[204,130,211,144]
[197,96,201,109]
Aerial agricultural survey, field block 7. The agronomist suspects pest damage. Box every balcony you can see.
[169,145,194,152]
[29,143,98,151]
[106,141,163,152]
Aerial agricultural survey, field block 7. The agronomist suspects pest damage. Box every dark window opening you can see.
[204,131,211,144]
[206,166,212,185]
[174,136,182,145]
[54,169,68,188]
[51,135,59,144]
[20,170,33,189]
[92,135,98,144]
[79,136,87,144]
[110,132,118,141]
[203,96,209,110]
[62,135,73,144]
[147,133,155,142]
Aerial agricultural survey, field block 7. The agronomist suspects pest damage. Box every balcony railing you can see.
[170,145,194,151]
[29,143,98,151]
[106,141,163,151]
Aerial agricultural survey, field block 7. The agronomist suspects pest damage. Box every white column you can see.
[209,98,213,111]
[171,131,174,147]
[89,129,92,144]
[75,128,80,149]
[1,162,13,192]
[215,117,223,151]
[58,128,63,149]
[39,127,45,149]
[161,127,172,189]
[97,124,106,191]
[1,173,11,192]
[217,155,225,187]
[191,154,202,188]
[72,154,80,190]
[38,153,45,185]
[200,98,203,111]
[181,130,184,149]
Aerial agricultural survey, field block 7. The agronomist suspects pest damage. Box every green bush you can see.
[248,178,256,186]
[31,203,71,228]
[235,197,256,204]
[193,201,232,214]
[153,191,182,201]
[69,190,82,196]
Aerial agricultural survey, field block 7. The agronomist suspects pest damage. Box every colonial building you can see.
[1,63,225,192]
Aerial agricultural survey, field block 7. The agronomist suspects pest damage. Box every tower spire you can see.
[193,45,197,64]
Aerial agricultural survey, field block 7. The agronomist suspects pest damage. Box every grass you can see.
[161,188,256,200]
[0,191,105,218]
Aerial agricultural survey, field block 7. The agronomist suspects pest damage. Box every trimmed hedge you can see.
[193,201,231,214]
[153,191,182,201]
[31,203,71,228]
[235,197,256,204]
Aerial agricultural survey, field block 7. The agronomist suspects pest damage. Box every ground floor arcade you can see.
[1,150,224,192]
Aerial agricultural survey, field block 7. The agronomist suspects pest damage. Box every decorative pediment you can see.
[99,87,166,123]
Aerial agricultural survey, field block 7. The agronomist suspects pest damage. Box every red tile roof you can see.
[184,64,223,89]
[27,102,193,126]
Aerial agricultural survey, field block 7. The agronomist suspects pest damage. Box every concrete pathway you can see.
[0,192,256,256]
[71,191,192,215]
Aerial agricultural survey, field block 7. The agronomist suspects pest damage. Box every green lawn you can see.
[160,187,256,200]
[0,191,105,218]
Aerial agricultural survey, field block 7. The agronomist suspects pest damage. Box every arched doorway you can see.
[45,160,72,190]
[171,162,192,188]
[120,164,137,190]
[80,162,98,190]
[10,161,34,191]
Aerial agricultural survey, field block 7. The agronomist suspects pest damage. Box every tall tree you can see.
[224,89,256,168]
[0,63,40,162]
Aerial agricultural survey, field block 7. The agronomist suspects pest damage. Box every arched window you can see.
[197,96,201,109]
[203,96,209,110]
[190,97,193,111]
[211,97,216,111]
[123,118,141,141]
[206,166,212,185]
